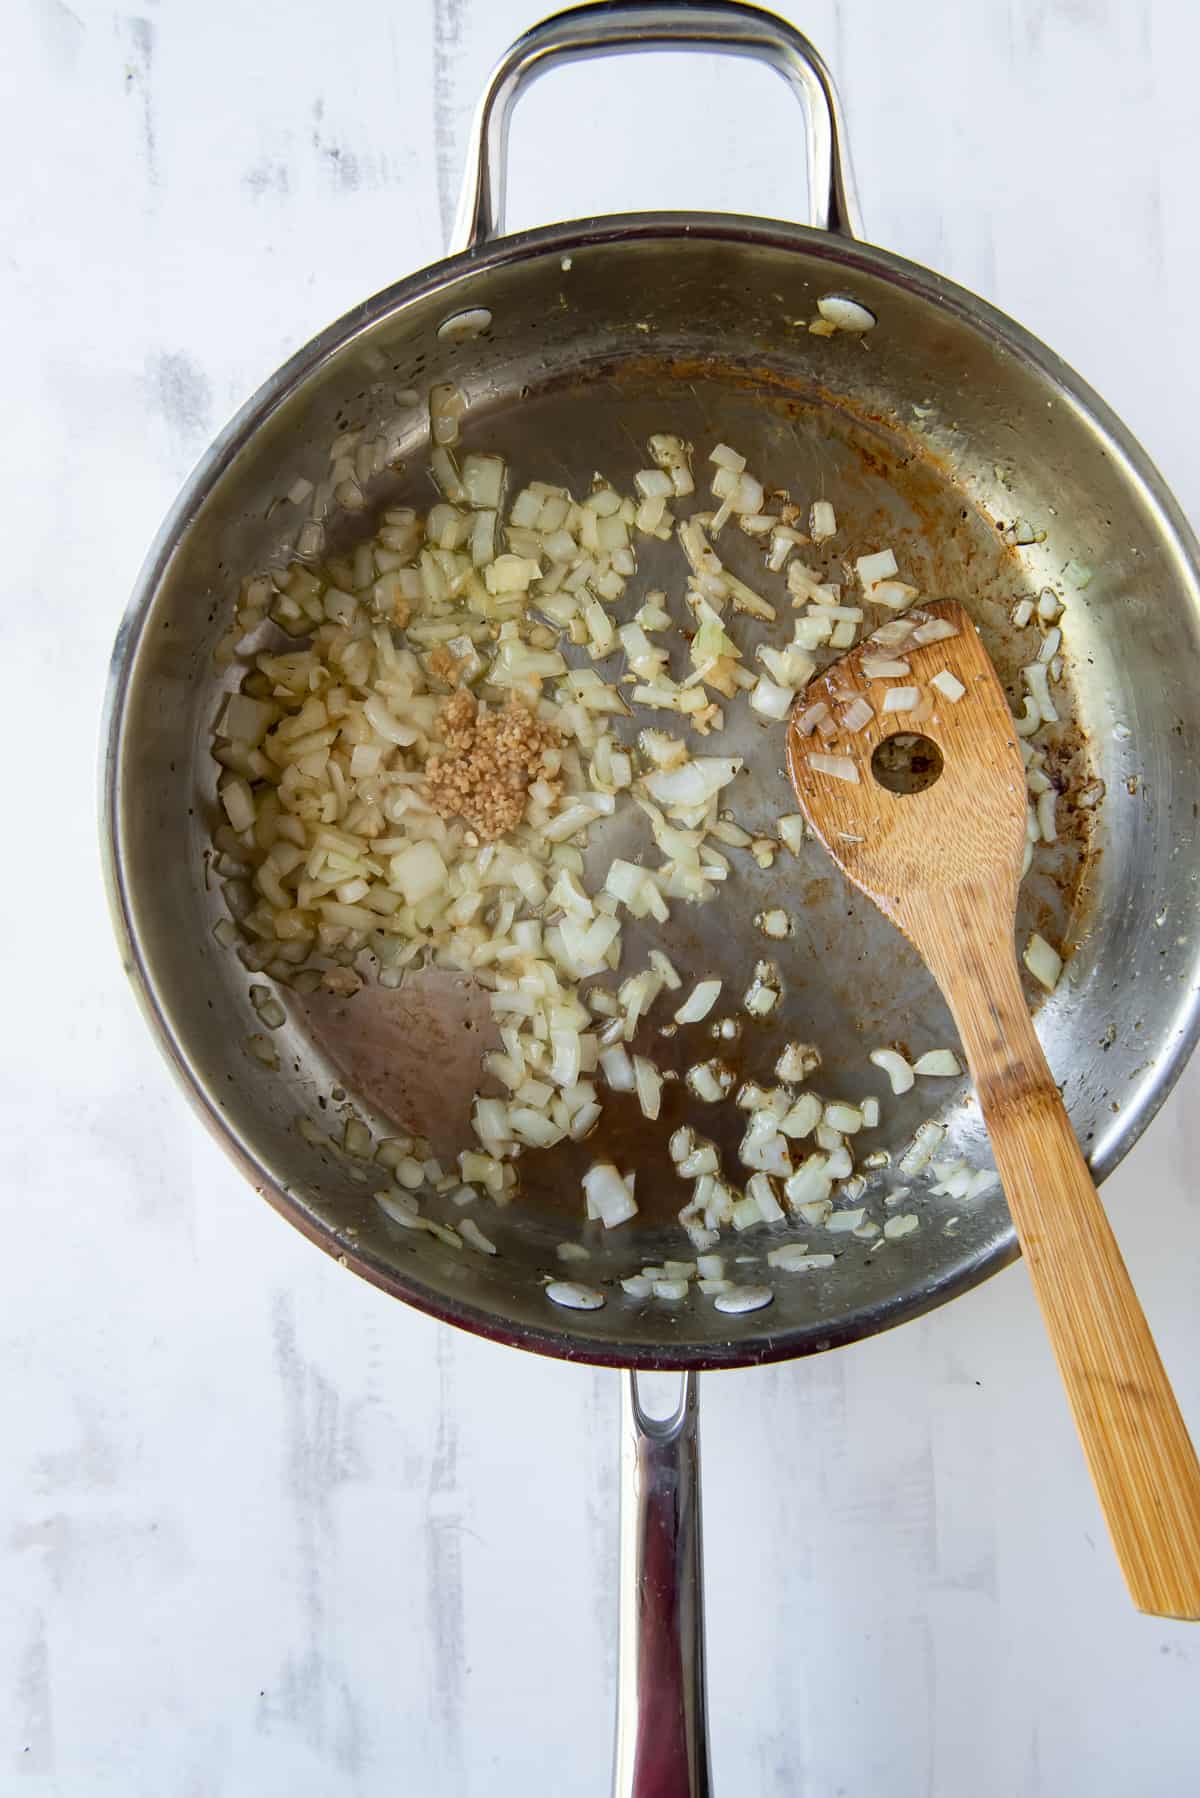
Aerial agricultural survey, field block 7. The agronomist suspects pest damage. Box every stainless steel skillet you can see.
[101,3,1200,1789]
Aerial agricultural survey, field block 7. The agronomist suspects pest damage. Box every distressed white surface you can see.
[4,0,1200,1791]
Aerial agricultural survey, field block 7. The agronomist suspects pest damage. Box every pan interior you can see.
[108,223,1200,1365]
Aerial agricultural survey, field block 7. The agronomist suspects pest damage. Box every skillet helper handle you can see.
[614,1372,711,1798]
[930,907,1200,1621]
[451,0,862,251]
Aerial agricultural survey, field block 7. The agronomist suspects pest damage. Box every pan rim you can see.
[100,211,1200,1370]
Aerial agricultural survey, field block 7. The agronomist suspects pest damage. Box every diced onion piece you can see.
[881,686,919,713]
[460,1218,498,1255]
[826,1208,865,1234]
[808,753,859,783]
[648,949,682,990]
[600,1043,636,1091]
[743,961,781,1018]
[777,1039,821,1083]
[709,442,746,474]
[546,1280,605,1311]
[675,979,722,1025]
[678,1143,719,1179]
[390,840,448,904]
[809,500,837,541]
[1023,931,1063,992]
[746,1172,784,1223]
[783,1154,832,1210]
[778,814,806,854]
[860,656,911,679]
[911,618,958,646]
[1023,661,1058,725]
[869,1048,914,1095]
[633,1056,663,1120]
[768,1246,834,1272]
[856,549,898,589]
[931,670,965,702]
[883,1215,919,1241]
[687,1059,734,1103]
[835,695,872,736]
[750,675,794,721]
[739,1117,793,1177]
[793,701,830,738]
[644,757,742,814]
[583,1162,638,1229]
[898,1120,946,1174]
[221,779,256,833]
[1037,789,1057,843]
[653,1279,689,1301]
[731,1194,763,1232]
[914,1049,961,1077]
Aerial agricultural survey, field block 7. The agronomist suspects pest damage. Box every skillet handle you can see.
[613,1372,711,1798]
[451,0,862,252]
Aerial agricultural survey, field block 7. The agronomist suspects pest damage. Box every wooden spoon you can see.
[786,599,1200,1619]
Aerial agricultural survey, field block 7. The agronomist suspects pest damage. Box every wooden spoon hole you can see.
[870,731,944,796]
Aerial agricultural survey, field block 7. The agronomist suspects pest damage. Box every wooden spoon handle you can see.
[937,922,1200,1619]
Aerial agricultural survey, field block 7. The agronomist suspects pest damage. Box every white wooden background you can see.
[5,1,1200,1792]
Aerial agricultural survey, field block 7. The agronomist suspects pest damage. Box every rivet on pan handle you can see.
[614,1371,710,1798]
[450,0,864,252]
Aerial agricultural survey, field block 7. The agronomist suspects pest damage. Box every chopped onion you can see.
[898,1120,946,1174]
[783,1154,832,1211]
[856,549,898,589]
[460,1218,497,1255]
[870,1048,914,1095]
[839,694,874,733]
[808,753,859,783]
[583,1162,639,1229]
[678,1142,720,1180]
[600,1043,636,1092]
[750,675,794,721]
[870,580,920,612]
[687,1059,735,1103]
[809,500,837,541]
[675,979,722,1024]
[1023,931,1063,991]
[881,686,919,713]
[776,1041,821,1083]
[931,670,965,702]
[793,700,830,738]
[739,1116,793,1177]
[633,1056,663,1120]
[1022,661,1058,725]
[913,1049,961,1077]
[883,1214,919,1241]
[743,961,782,1018]
[768,1246,834,1272]
[652,1278,689,1301]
